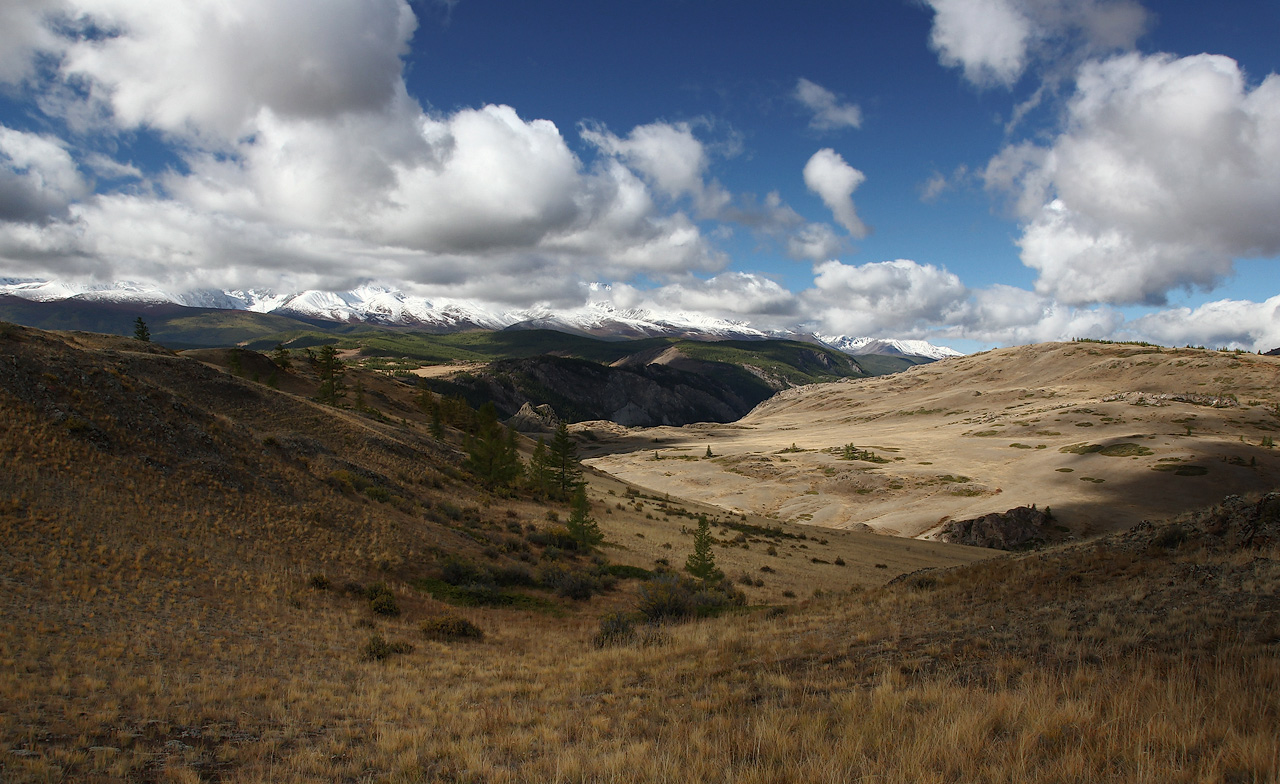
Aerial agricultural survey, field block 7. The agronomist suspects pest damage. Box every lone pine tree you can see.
[547,422,583,500]
[314,344,346,404]
[685,515,723,582]
[565,485,603,549]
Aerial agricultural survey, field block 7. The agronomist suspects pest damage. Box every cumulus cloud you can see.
[803,149,868,239]
[925,0,1148,87]
[0,126,89,223]
[1124,296,1280,352]
[602,273,801,326]
[801,259,967,335]
[988,52,1280,306]
[51,0,417,143]
[794,78,862,131]
[582,121,706,201]
[581,120,735,219]
[944,284,1124,344]
[786,222,845,263]
[0,0,740,302]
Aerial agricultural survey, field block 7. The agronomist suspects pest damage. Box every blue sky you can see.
[1,0,1279,351]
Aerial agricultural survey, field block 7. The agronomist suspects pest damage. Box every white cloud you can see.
[786,222,845,263]
[581,120,736,219]
[794,78,862,132]
[946,283,1123,344]
[0,126,89,222]
[52,0,417,143]
[582,121,706,201]
[0,0,66,84]
[989,53,1280,306]
[802,259,967,335]
[604,273,801,326]
[925,0,1148,87]
[920,164,971,203]
[1124,296,1280,352]
[803,149,868,238]
[0,0,735,302]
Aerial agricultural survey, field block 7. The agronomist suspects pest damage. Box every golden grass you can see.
[2,325,1278,782]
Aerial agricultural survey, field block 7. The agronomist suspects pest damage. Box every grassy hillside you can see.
[0,322,1002,782]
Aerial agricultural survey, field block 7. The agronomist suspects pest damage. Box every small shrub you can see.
[593,611,637,648]
[491,564,536,587]
[362,634,413,661]
[420,615,484,641]
[440,558,483,586]
[308,573,331,590]
[367,583,400,616]
[636,574,696,622]
[1153,524,1189,550]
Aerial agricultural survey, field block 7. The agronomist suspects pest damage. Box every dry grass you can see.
[2,325,1278,782]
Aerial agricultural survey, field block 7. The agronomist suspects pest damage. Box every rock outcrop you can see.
[505,402,559,432]
[935,506,1057,550]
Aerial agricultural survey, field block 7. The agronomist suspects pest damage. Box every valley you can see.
[0,322,1277,783]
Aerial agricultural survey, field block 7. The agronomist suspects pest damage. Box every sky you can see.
[1,0,1279,351]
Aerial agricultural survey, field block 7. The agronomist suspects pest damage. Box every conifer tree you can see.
[133,316,150,342]
[270,343,292,370]
[528,436,553,496]
[566,484,603,549]
[465,403,521,489]
[429,401,444,439]
[548,422,582,500]
[685,515,723,582]
[315,344,346,404]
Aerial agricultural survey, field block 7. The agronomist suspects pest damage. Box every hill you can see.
[0,322,997,781]
[585,341,1280,538]
[419,338,871,427]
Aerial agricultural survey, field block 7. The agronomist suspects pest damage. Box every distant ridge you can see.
[0,278,962,360]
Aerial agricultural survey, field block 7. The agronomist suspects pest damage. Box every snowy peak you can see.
[820,335,963,361]
[523,301,770,340]
[0,278,964,359]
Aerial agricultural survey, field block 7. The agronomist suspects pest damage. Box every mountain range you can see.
[0,278,962,360]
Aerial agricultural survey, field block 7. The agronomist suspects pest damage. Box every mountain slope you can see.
[418,337,870,427]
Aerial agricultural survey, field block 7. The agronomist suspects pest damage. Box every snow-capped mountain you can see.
[0,278,962,359]
[819,335,963,361]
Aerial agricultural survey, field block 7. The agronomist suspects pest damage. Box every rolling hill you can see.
[584,340,1280,538]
